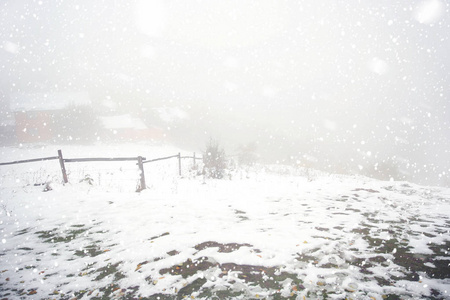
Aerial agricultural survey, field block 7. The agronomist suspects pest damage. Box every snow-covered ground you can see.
[1,144,449,299]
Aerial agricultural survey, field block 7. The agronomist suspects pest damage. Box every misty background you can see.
[0,0,449,186]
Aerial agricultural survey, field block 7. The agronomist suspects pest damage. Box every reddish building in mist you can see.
[10,92,91,143]
[14,111,53,142]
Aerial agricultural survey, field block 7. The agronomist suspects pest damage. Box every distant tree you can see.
[203,138,227,179]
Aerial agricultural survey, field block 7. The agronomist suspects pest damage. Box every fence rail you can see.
[0,149,203,192]
[142,154,178,164]
[180,155,203,160]
[64,157,142,163]
[0,156,59,166]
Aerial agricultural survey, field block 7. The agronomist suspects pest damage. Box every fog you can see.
[1,0,449,186]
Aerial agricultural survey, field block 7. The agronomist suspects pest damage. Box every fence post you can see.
[193,152,196,167]
[137,156,146,192]
[57,149,68,184]
[178,152,182,177]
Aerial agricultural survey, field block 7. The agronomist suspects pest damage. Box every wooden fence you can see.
[0,149,202,192]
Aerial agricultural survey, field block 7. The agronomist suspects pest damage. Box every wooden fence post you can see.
[57,149,68,184]
[178,152,182,176]
[137,156,146,192]
[193,152,196,167]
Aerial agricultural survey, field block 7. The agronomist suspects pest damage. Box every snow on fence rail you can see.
[0,149,202,192]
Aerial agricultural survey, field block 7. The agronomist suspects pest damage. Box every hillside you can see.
[0,144,449,299]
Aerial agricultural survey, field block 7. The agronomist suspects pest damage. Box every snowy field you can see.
[1,144,449,299]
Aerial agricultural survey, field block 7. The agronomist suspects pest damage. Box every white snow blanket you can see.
[0,144,449,299]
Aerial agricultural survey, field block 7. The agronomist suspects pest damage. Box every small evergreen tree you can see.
[203,139,227,179]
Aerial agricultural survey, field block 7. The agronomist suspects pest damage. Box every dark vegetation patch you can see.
[74,244,104,257]
[352,227,371,235]
[345,207,361,212]
[167,250,179,256]
[353,188,380,193]
[15,228,31,236]
[94,262,124,281]
[178,277,207,298]
[335,197,348,202]
[295,252,318,263]
[194,241,253,253]
[234,209,249,221]
[330,212,350,216]
[149,232,170,241]
[150,241,309,298]
[17,247,33,251]
[158,257,305,298]
[160,257,215,278]
[315,227,329,232]
[221,263,305,290]
[36,225,90,243]
[359,227,450,296]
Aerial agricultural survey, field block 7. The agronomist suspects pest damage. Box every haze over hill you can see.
[0,0,449,186]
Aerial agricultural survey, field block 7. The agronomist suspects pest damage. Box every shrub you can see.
[203,139,227,179]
